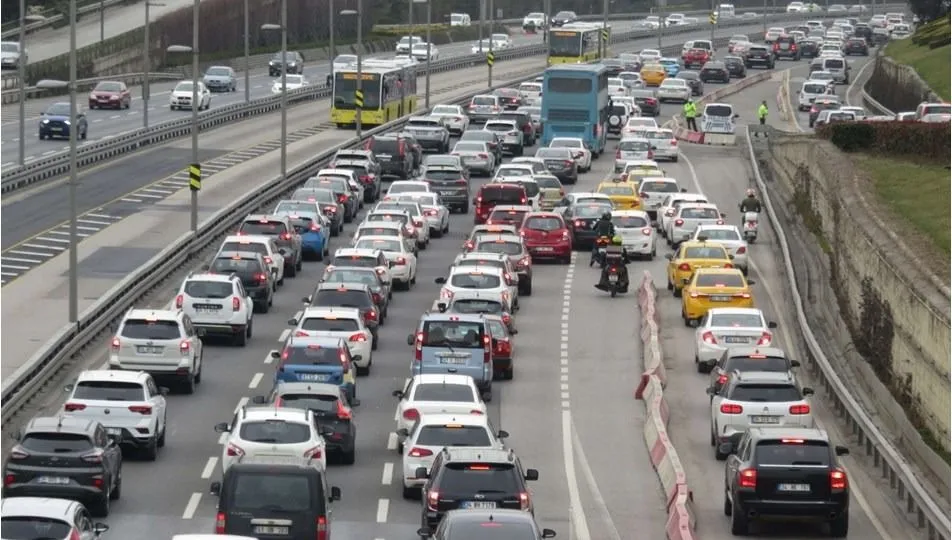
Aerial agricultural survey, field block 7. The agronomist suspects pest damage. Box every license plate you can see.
[136,346,163,354]
[377,154,392,161]
[37,476,70,485]
[254,526,289,535]
[51,127,63,132]
[777,483,811,492]
[439,357,467,365]
[194,304,221,312]
[711,295,731,302]
[598,247,607,254]
[106,428,122,435]
[723,336,749,344]
[534,247,554,252]
[750,415,780,424]
[608,274,619,283]
[461,501,497,509]
[299,373,330,382]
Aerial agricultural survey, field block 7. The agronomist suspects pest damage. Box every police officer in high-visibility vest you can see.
[757,100,769,125]
[683,99,698,131]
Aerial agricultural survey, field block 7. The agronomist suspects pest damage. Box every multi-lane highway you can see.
[778,49,878,132]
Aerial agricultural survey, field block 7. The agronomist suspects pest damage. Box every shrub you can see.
[820,122,876,152]
[817,121,952,161]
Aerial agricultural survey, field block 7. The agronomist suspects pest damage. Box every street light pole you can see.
[356,1,363,138]
[190,0,199,232]
[280,0,288,181]
[488,0,494,87]
[657,0,663,49]
[711,0,716,41]
[478,0,484,44]
[244,0,250,102]
[100,0,105,41]
[69,0,79,322]
[424,0,431,108]
[17,0,25,166]
[143,2,166,130]
[601,0,609,58]
[408,0,413,53]
[762,0,767,34]
[328,0,335,85]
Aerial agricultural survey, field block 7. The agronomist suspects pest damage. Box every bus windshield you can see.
[334,72,380,109]
[549,31,582,56]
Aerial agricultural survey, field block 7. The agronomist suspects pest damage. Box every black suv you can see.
[799,38,821,58]
[722,55,747,78]
[675,70,704,95]
[723,427,851,537]
[422,165,471,213]
[417,447,539,531]
[208,251,274,312]
[210,455,341,537]
[844,37,869,56]
[700,61,730,83]
[268,50,304,76]
[772,35,801,60]
[744,45,775,69]
[3,416,123,517]
[304,282,381,343]
[365,135,414,180]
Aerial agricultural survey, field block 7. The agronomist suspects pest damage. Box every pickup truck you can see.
[404,116,451,153]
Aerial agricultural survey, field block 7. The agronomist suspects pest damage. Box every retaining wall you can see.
[864,51,943,113]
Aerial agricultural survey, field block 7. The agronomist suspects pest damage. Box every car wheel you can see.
[142,436,159,461]
[91,492,110,517]
[829,511,849,537]
[246,319,253,338]
[182,373,196,395]
[519,278,532,296]
[235,326,247,346]
[194,353,203,383]
[402,484,419,499]
[723,492,732,516]
[110,470,122,500]
[729,501,749,534]
[340,446,356,465]
[81,128,87,140]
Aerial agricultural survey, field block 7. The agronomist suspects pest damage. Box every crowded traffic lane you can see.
[784,53,876,132]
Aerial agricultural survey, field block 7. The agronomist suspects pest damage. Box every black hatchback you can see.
[675,71,704,95]
[699,61,731,83]
[722,56,747,78]
[304,282,381,341]
[208,251,274,312]
[365,135,413,180]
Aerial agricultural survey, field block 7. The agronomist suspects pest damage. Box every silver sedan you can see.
[392,192,451,237]
[656,79,691,103]
[451,140,496,176]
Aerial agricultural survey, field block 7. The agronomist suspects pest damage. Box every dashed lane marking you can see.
[375,498,389,523]
[248,372,263,389]
[201,457,218,479]
[181,492,202,519]
[277,328,290,342]
[7,250,52,258]
[381,462,394,485]
[386,431,398,451]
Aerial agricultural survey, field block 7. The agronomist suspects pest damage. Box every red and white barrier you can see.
[636,271,699,540]
[669,70,776,146]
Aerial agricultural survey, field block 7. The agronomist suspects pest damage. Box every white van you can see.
[450,13,472,26]
[821,56,850,84]
[701,102,736,134]
[797,80,833,110]
[717,4,736,17]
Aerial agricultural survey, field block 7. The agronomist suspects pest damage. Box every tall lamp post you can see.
[328,0,335,84]
[601,0,609,58]
[657,0,664,49]
[143,1,165,130]
[244,0,251,102]
[340,6,363,137]
[413,0,431,108]
[17,11,46,166]
[262,0,289,181]
[34,10,78,322]
[166,0,201,232]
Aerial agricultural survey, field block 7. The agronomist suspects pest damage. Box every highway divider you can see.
[0,0,130,40]
[667,69,775,145]
[0,71,184,104]
[635,271,698,540]
[744,126,951,540]
[0,11,888,195]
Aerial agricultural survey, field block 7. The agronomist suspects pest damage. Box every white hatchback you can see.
[436,265,511,307]
[287,306,373,373]
[392,374,488,439]
[613,210,656,259]
[216,407,326,473]
[354,235,418,289]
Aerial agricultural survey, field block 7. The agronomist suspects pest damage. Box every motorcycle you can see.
[595,251,630,297]
[590,236,611,268]
[743,211,759,243]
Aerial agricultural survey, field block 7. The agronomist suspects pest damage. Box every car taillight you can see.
[519,491,530,510]
[574,219,584,228]
[810,107,818,114]
[232,296,241,311]
[495,338,512,357]
[757,332,772,345]
[647,150,654,159]
[670,138,678,146]
[427,489,440,510]
[562,230,570,240]
[440,287,454,300]
[474,195,483,206]
[424,209,438,217]
[789,404,811,415]
[409,447,434,457]
[735,292,751,299]
[129,405,152,415]
[483,334,492,364]
[501,313,512,327]
[724,263,733,269]
[720,403,743,414]
[304,446,323,459]
[702,331,717,345]
[674,219,684,226]
[215,512,226,534]
[371,292,382,304]
[64,402,86,412]
[180,340,190,355]
[477,152,489,158]
[175,294,183,309]
[359,174,372,183]
[317,516,328,540]
[364,308,378,321]
[639,192,648,198]
[226,443,245,457]
[717,373,728,385]
[337,401,352,420]
[256,272,269,283]
[281,232,292,240]
[403,408,420,421]
[111,337,121,350]
[830,468,848,491]
[677,263,691,271]
[736,246,747,254]
[395,257,407,265]
[738,468,757,488]
[263,256,273,265]
[349,333,367,342]
[414,331,425,361]
[520,196,527,204]
[325,205,338,213]
[517,256,530,268]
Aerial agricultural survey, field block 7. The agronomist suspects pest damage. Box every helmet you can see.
[612,235,623,245]
[602,211,612,220]
[746,189,755,197]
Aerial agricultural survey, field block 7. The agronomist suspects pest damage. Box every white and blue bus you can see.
[540,64,609,156]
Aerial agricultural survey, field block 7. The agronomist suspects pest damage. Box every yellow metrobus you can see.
[331,61,418,128]
[547,23,611,65]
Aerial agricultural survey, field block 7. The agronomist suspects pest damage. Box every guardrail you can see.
[744,125,950,540]
[0,71,183,104]
[1,10,883,196]
[1,0,130,40]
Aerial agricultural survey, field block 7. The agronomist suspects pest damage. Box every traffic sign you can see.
[188,163,201,191]
[709,12,718,24]
[486,52,495,66]
[354,89,364,108]
[601,28,609,40]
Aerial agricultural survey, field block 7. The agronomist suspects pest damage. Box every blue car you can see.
[659,58,681,77]
[38,102,88,140]
[281,211,329,260]
[272,335,357,403]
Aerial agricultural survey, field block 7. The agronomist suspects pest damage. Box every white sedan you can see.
[692,224,749,274]
[657,78,691,103]
[271,74,308,94]
[392,373,488,439]
[694,307,778,372]
[411,42,440,61]
[169,81,211,110]
[430,103,470,134]
[549,137,592,172]
[491,33,514,48]
[613,210,656,259]
[471,39,493,54]
[392,192,450,238]
[354,235,417,290]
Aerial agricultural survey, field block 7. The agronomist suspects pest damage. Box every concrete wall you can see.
[865,52,943,113]
[758,132,951,484]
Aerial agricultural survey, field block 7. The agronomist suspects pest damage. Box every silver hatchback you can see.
[615,137,653,172]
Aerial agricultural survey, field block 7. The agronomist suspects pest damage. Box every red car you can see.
[88,80,131,109]
[681,48,712,69]
[473,183,528,225]
[519,212,572,263]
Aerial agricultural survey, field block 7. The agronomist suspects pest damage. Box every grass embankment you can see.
[883,16,950,101]
[853,155,951,260]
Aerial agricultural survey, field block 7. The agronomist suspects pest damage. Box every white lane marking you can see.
[201,457,218,479]
[680,149,891,540]
[141,188,173,195]
[41,150,57,156]
[8,250,52,257]
[2,256,41,264]
[135,192,164,199]
[1,264,29,270]
[109,115,120,120]
[76,226,101,232]
[22,243,62,250]
[381,462,394,485]
[387,431,398,451]
[248,372,263,389]
[121,198,143,203]
[264,352,274,364]
[181,492,202,519]
[85,213,115,220]
[563,409,591,540]
[78,218,112,226]
[571,421,624,540]
[277,328,290,342]
[234,396,249,413]
[1,271,19,277]
[375,498,389,523]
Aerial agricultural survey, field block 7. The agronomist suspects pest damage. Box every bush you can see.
[817,121,952,161]
[371,23,509,40]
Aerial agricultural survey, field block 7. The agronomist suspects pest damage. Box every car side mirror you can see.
[705,387,715,395]
[251,395,267,404]
[214,422,231,433]
[664,254,673,260]
[802,387,815,396]
[352,355,362,362]
[434,277,447,284]
[301,296,312,304]
[542,529,557,539]
[718,441,735,456]
[680,188,688,192]
[767,321,778,329]
[270,350,281,359]
[510,328,519,335]
[396,428,410,438]
[472,197,478,204]
[481,392,492,401]
[415,466,428,479]
[392,389,404,398]
[417,527,433,538]
[159,387,170,396]
[746,279,756,285]
[835,445,850,456]
[407,334,415,346]
[497,429,510,438]
[790,360,802,368]
[64,383,75,393]
[288,318,298,325]
[93,522,110,534]
[329,486,342,501]
[734,114,740,118]
[525,468,540,481]
[209,481,222,496]
[389,261,396,268]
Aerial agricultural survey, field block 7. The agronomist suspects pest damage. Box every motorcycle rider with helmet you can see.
[595,235,630,293]
[590,211,616,267]
[738,188,762,226]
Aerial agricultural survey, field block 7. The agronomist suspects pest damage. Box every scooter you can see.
[595,252,630,297]
[590,236,611,268]
[743,211,759,243]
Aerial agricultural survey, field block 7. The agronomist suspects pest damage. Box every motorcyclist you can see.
[590,212,616,266]
[738,188,762,227]
[595,235,630,292]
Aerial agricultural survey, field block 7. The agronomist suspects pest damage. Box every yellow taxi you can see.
[665,240,735,296]
[624,168,666,189]
[615,159,664,181]
[596,180,642,209]
[641,64,667,86]
[681,268,755,325]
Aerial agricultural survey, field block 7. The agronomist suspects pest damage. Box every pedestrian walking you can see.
[683,99,698,131]
[757,100,769,125]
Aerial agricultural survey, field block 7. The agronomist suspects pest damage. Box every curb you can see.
[776,69,792,121]
[635,270,698,540]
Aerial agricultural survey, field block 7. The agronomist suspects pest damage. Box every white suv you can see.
[215,406,326,473]
[435,265,512,307]
[108,309,204,394]
[174,272,255,346]
[288,306,373,375]
[63,370,168,460]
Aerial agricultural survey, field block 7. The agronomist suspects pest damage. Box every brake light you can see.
[336,401,352,420]
[303,446,323,459]
[501,313,512,327]
[789,404,811,415]
[424,209,438,217]
[677,263,691,271]
[615,149,621,158]
[414,331,425,361]
[830,468,847,490]
[702,331,717,345]
[720,403,743,414]
[215,512,226,534]
[724,263,733,268]
[647,150,654,159]
[427,490,440,510]
[810,106,818,114]
[280,232,292,240]
[128,405,152,415]
[735,292,751,299]
[670,138,678,146]
[738,468,757,488]
[64,402,86,412]
[562,229,570,240]
[409,447,434,457]
[639,192,648,198]
[263,256,273,264]
[520,196,527,204]
[317,516,328,540]
[395,256,407,265]
[256,272,269,282]
[674,219,684,226]
[519,491,530,510]
[364,308,378,321]
[180,340,191,355]
[232,296,241,311]
[110,337,121,351]
[81,450,105,464]
[756,332,772,345]
[403,408,419,421]
[175,294,183,309]
[495,338,512,357]
[477,152,489,158]
[517,256,530,268]
[226,443,245,457]
[574,219,584,228]
[736,246,747,254]
[325,205,338,213]
[349,333,367,342]
[483,334,492,364]
[717,374,728,385]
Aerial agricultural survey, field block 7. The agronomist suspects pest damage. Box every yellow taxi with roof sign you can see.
[615,159,663,181]
[624,168,665,189]
[665,239,735,296]
[596,180,642,209]
[681,267,755,325]
[641,63,667,86]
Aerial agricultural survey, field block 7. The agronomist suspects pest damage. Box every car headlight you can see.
[64,120,71,125]
[42,119,49,124]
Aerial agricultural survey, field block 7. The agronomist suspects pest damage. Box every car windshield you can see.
[439,463,521,494]
[282,344,341,364]
[206,67,231,76]
[574,204,612,218]
[695,273,745,287]
[20,432,94,453]
[240,420,310,443]
[497,167,531,177]
[755,440,831,466]
[358,226,398,237]
[452,299,504,315]
[334,54,357,64]
[681,207,719,219]
[454,142,487,153]
[450,272,502,288]
[476,241,522,256]
[619,139,651,151]
[697,228,739,241]
[536,148,571,158]
[73,380,146,401]
[705,105,733,117]
[121,319,181,339]
[174,81,195,92]
[281,75,305,85]
[803,83,828,94]
[1,43,18,52]
[293,188,336,203]
[94,81,122,92]
[279,393,339,414]
[324,269,379,288]
[432,105,459,115]
[421,320,485,346]
[525,216,564,231]
[230,473,312,511]
[600,185,635,196]
[729,384,801,401]
[534,176,561,189]
[724,355,789,373]
[299,316,360,332]
[312,289,371,308]
[416,425,492,447]
[473,96,496,106]
[367,212,408,225]
[44,103,72,116]
[239,220,287,236]
[331,255,377,268]
[1,517,73,539]
[614,215,649,228]
[211,257,261,275]
[414,383,476,402]
[641,181,679,192]
[684,246,728,259]
[356,237,403,252]
[711,313,762,327]
[184,280,233,298]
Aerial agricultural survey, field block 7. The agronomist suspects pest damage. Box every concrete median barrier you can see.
[667,69,776,145]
